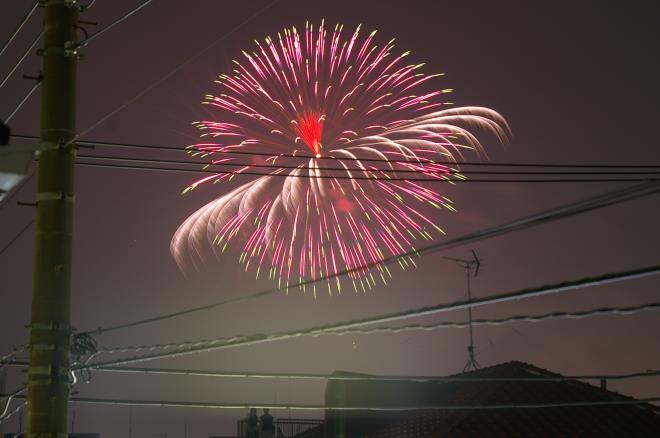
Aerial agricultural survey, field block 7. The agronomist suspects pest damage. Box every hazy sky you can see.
[1,0,659,436]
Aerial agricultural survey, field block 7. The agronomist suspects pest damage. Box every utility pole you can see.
[443,250,481,372]
[25,0,78,435]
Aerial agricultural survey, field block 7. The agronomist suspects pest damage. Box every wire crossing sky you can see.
[78,263,660,369]
[75,180,660,338]
[1,1,659,435]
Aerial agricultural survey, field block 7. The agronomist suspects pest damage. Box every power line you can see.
[78,264,660,369]
[10,134,660,169]
[12,134,660,180]
[71,0,282,143]
[75,180,660,338]
[0,401,25,426]
[0,0,156,124]
[0,1,38,59]
[0,220,33,259]
[74,153,660,176]
[0,387,25,421]
[0,31,42,90]
[5,78,40,122]
[87,300,660,359]
[336,302,660,334]
[76,0,155,47]
[0,345,27,374]
[4,394,660,412]
[6,359,660,383]
[69,363,660,384]
[73,160,660,183]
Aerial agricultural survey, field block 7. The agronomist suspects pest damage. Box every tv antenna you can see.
[443,249,481,372]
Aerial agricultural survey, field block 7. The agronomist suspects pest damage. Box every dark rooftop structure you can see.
[310,361,660,437]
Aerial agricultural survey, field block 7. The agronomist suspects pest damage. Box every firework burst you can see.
[171,21,510,295]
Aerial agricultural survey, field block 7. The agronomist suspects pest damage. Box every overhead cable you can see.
[79,363,660,384]
[77,0,155,47]
[73,153,660,176]
[87,300,660,359]
[331,302,660,334]
[6,358,660,383]
[0,401,26,426]
[1,0,156,121]
[0,387,26,421]
[73,160,660,183]
[0,345,27,370]
[9,134,660,169]
[77,264,660,369]
[75,181,660,338]
[71,0,282,143]
[0,1,38,58]
[0,220,34,259]
[4,394,660,412]
[5,78,40,122]
[0,31,42,90]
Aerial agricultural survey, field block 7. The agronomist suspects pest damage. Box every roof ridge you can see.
[447,360,562,378]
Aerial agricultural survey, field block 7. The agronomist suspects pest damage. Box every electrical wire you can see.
[0,220,34,259]
[334,302,660,334]
[0,31,42,90]
[73,160,660,183]
[0,1,38,59]
[2,0,655,422]
[5,79,40,122]
[0,345,27,373]
[1,0,156,123]
[77,0,155,47]
[0,387,26,421]
[77,264,660,369]
[75,180,660,338]
[4,394,659,411]
[75,363,660,384]
[73,153,660,177]
[6,359,660,383]
[88,299,660,359]
[71,0,282,144]
[10,134,660,169]
[0,401,26,426]
[10,134,660,180]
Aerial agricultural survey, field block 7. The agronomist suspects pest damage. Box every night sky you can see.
[1,0,659,436]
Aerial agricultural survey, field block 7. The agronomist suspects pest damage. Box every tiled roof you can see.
[328,361,660,438]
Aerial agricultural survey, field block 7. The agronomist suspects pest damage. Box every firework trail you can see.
[171,21,509,295]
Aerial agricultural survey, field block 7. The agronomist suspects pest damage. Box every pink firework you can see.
[171,21,509,295]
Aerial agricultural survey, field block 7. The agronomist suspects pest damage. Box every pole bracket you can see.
[29,321,72,331]
[27,365,51,376]
[38,42,83,59]
[39,0,80,8]
[30,344,55,351]
[36,192,75,203]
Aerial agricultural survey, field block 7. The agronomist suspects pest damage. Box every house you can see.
[305,361,660,437]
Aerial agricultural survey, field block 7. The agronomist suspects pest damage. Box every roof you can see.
[323,361,660,438]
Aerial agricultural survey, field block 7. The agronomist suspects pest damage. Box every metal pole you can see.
[466,267,475,365]
[25,0,78,435]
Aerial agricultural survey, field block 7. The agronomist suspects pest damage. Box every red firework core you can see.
[293,112,324,157]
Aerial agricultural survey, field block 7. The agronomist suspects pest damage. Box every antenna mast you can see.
[444,250,481,371]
